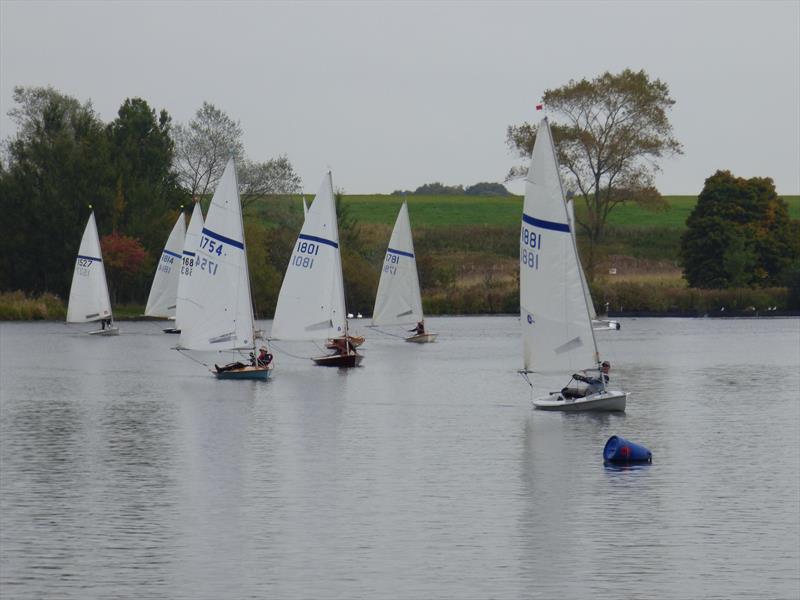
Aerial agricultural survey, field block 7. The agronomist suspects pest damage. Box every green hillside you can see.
[257,194,799,229]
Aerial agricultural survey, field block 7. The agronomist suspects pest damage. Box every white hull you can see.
[88,326,120,336]
[533,390,627,412]
[405,333,437,343]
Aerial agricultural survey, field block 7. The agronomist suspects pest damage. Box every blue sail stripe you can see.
[183,251,195,257]
[522,213,570,233]
[299,233,338,248]
[387,247,414,259]
[163,249,181,259]
[202,227,244,250]
[77,255,101,262]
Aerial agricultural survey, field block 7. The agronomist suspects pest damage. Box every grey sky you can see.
[1,0,798,195]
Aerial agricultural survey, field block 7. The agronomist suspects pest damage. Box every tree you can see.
[107,98,184,254]
[464,182,510,196]
[506,69,682,273]
[239,154,303,211]
[413,182,464,195]
[173,102,244,200]
[0,86,114,297]
[101,232,148,303]
[680,170,796,288]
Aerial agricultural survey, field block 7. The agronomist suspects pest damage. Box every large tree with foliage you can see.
[0,86,114,296]
[173,102,244,200]
[680,170,796,288]
[506,69,683,271]
[107,98,184,254]
[239,154,303,211]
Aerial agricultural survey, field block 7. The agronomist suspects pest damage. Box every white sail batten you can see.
[178,158,255,352]
[67,212,113,323]
[175,202,205,331]
[272,172,347,341]
[372,201,424,326]
[520,118,598,373]
[144,212,186,318]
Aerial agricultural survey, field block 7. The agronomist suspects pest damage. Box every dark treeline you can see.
[391,182,510,196]
[0,88,185,303]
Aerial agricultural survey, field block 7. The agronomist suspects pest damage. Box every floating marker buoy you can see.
[603,435,652,464]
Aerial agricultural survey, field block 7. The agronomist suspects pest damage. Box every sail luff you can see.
[175,202,205,331]
[520,118,597,373]
[372,201,424,326]
[178,158,255,352]
[271,171,347,341]
[144,212,186,318]
[66,211,113,323]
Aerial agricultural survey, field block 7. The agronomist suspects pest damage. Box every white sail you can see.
[372,201,424,326]
[175,202,205,331]
[178,158,255,352]
[566,199,597,321]
[520,118,599,373]
[272,172,347,341]
[144,212,186,318]
[67,212,113,323]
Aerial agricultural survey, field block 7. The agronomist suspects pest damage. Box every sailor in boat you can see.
[100,318,112,330]
[256,347,273,367]
[561,361,611,399]
[409,320,425,335]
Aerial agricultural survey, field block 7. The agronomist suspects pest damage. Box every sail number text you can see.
[181,256,194,276]
[199,235,225,256]
[383,252,400,275]
[291,240,320,270]
[158,254,175,274]
[196,256,219,276]
[520,227,542,270]
[76,258,93,276]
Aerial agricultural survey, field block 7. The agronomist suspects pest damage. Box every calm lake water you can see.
[1,316,798,599]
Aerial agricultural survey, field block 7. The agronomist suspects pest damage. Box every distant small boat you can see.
[272,171,363,367]
[67,211,118,336]
[145,212,186,330]
[372,201,437,343]
[519,118,627,412]
[176,158,273,380]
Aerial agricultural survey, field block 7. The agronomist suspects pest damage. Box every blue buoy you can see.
[603,435,652,464]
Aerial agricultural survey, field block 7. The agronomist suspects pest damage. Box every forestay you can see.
[178,158,255,351]
[372,201,424,326]
[271,172,347,341]
[175,203,205,331]
[520,118,599,373]
[144,212,186,318]
[67,212,113,324]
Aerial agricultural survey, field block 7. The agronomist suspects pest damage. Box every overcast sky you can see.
[1,0,798,195]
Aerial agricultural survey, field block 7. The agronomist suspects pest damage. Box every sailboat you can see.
[520,117,626,412]
[372,201,436,343]
[566,199,620,331]
[144,211,186,332]
[271,171,363,367]
[176,158,272,380]
[67,211,118,335]
[172,202,205,335]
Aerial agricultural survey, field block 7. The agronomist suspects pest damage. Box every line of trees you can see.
[391,182,511,196]
[0,86,302,305]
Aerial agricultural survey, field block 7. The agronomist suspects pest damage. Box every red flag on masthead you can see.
[535,103,543,111]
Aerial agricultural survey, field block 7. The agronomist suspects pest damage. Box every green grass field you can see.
[260,194,799,229]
